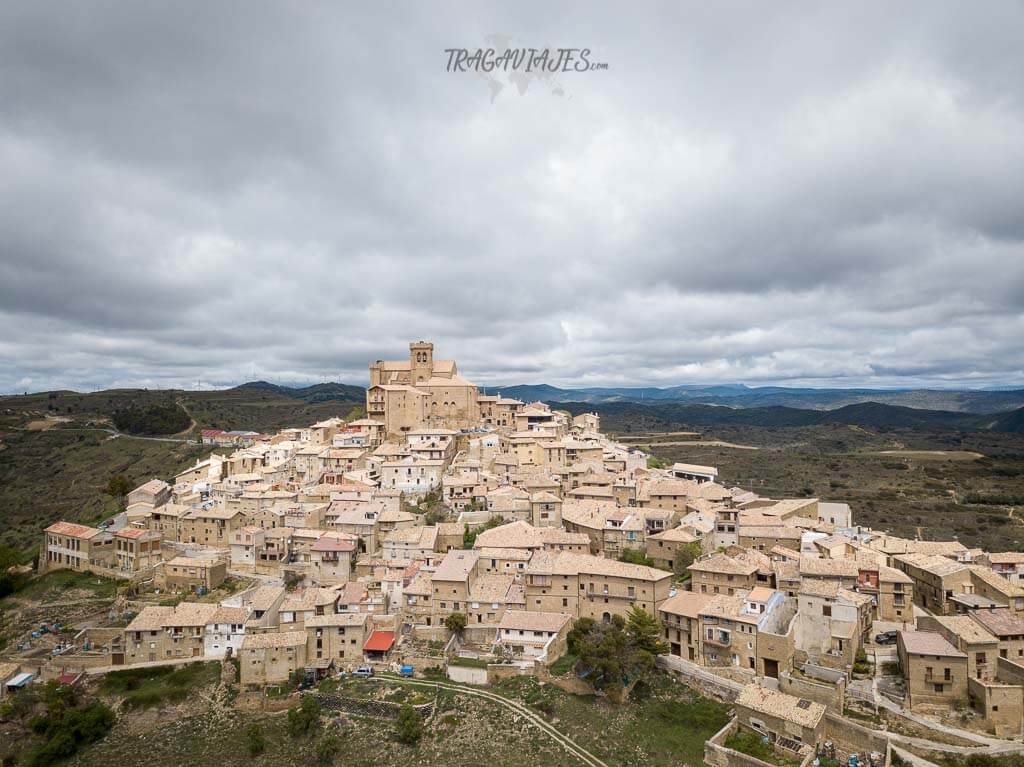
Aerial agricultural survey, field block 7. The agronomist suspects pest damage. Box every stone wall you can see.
[823,712,891,756]
[311,692,433,720]
[704,719,816,767]
[447,664,488,685]
[487,663,528,685]
[656,654,743,702]
[778,669,845,711]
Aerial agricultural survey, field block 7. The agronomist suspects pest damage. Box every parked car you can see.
[353,665,374,677]
[874,630,898,645]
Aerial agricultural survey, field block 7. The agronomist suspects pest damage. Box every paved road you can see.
[370,674,609,767]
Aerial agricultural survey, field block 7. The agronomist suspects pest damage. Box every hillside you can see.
[230,380,366,404]
[553,400,1003,432]
[0,385,364,436]
[490,383,1024,413]
[0,430,213,548]
[0,385,363,550]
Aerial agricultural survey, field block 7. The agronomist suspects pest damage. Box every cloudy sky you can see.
[2,2,1023,393]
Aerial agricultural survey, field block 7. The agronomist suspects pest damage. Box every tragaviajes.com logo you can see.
[444,47,608,74]
[445,35,608,103]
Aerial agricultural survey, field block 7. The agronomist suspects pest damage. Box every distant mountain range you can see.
[231,380,365,404]
[481,383,1024,414]
[552,399,1024,432]
[225,380,1024,433]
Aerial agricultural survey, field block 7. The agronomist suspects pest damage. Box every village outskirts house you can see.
[305,612,370,667]
[239,631,309,686]
[732,684,827,754]
[113,527,163,574]
[204,606,250,658]
[898,630,969,711]
[155,556,227,593]
[495,610,572,665]
[123,603,218,663]
[40,522,115,573]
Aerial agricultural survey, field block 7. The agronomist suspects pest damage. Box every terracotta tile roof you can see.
[241,630,307,649]
[433,550,479,582]
[44,521,101,539]
[930,616,998,645]
[969,608,1024,637]
[900,630,966,657]
[498,611,571,633]
[659,591,715,619]
[736,684,825,729]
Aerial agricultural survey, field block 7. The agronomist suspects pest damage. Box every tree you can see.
[566,617,596,656]
[0,544,30,598]
[444,612,467,635]
[566,614,658,698]
[462,515,504,548]
[106,475,131,501]
[394,703,422,745]
[625,605,669,656]
[246,723,266,755]
[672,542,702,578]
[287,695,321,738]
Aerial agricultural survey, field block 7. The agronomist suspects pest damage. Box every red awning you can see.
[363,630,395,653]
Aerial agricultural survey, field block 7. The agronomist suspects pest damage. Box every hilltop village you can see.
[13,342,1024,765]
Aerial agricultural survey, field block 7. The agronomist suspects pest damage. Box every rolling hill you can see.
[553,400,1020,432]
[488,383,1024,413]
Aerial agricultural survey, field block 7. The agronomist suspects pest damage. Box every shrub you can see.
[27,701,114,767]
[618,548,656,567]
[246,723,266,755]
[444,612,467,634]
[111,403,190,436]
[315,734,339,765]
[394,704,422,745]
[287,695,321,738]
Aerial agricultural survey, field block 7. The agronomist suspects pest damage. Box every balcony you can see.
[585,591,636,602]
[703,633,732,648]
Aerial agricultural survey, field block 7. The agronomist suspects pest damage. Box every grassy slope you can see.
[68,672,725,767]
[0,386,363,436]
[0,430,214,549]
[0,387,362,550]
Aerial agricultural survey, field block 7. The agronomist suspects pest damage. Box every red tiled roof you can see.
[363,630,395,653]
[44,522,100,539]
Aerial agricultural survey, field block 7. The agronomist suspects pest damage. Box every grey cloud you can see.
[1,2,1023,393]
